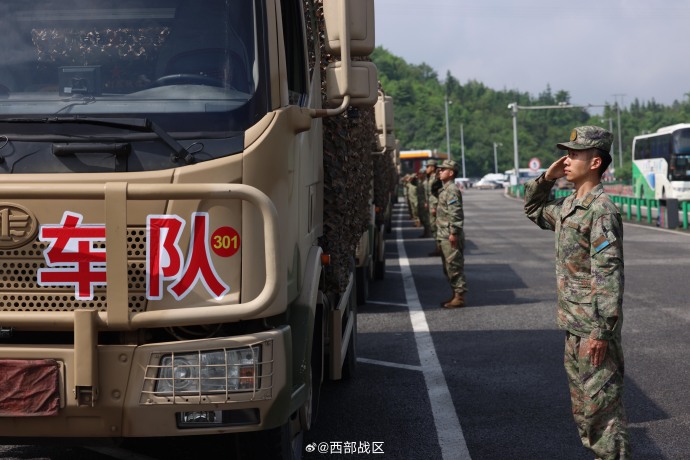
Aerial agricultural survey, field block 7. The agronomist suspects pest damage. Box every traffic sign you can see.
[528,157,541,171]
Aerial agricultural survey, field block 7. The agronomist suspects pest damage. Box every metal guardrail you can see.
[507,185,690,230]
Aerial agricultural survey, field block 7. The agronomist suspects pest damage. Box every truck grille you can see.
[0,228,147,312]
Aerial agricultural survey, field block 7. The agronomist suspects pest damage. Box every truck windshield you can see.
[0,0,263,134]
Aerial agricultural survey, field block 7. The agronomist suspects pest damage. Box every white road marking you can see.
[395,206,472,460]
[365,300,409,307]
[357,357,422,372]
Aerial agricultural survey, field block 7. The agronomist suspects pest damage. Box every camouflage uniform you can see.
[406,176,419,223]
[424,161,440,240]
[436,160,466,296]
[524,126,630,460]
[417,171,428,231]
[428,176,440,238]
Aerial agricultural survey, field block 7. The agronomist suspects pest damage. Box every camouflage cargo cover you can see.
[524,174,630,459]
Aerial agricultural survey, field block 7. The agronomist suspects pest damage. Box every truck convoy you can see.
[0,0,395,458]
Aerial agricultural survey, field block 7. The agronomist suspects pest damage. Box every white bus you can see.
[632,123,690,200]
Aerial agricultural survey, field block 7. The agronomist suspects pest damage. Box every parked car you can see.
[474,179,503,190]
[454,178,474,189]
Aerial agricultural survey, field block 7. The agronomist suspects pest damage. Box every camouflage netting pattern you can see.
[305,0,375,294]
[31,27,170,92]
[373,139,397,221]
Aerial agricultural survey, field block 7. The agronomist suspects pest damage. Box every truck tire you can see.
[301,305,324,429]
[341,293,358,380]
[235,418,303,460]
[373,224,386,280]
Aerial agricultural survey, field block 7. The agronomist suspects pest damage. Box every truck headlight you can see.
[154,347,259,395]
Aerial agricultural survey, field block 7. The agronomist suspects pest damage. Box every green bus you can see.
[632,123,690,200]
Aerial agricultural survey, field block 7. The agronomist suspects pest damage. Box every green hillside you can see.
[371,47,690,180]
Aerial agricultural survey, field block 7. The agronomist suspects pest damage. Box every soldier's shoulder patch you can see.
[593,230,617,253]
[592,235,610,252]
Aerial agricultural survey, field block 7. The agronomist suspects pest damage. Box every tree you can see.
[371,47,690,178]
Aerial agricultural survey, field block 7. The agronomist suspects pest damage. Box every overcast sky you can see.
[375,0,690,110]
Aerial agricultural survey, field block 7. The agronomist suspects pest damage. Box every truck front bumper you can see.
[0,326,291,438]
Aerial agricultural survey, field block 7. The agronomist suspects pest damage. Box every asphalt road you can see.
[305,188,690,460]
[3,188,690,459]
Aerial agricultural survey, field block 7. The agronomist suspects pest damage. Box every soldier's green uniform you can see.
[406,176,419,224]
[424,160,440,240]
[524,126,630,460]
[416,171,428,232]
[428,177,440,238]
[436,160,467,299]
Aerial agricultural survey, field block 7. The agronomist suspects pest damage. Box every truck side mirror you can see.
[322,0,378,110]
[374,94,395,150]
[323,0,375,56]
[325,61,378,107]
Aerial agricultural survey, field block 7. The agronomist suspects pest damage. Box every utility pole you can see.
[613,94,625,168]
[460,123,466,178]
[444,96,451,160]
[509,103,519,185]
[493,142,502,174]
[600,116,619,169]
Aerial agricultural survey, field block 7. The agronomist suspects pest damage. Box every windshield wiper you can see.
[0,116,194,164]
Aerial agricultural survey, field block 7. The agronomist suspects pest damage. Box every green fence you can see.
[506,185,690,229]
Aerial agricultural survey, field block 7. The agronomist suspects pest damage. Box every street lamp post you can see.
[460,123,466,178]
[444,97,451,160]
[509,103,519,185]
[600,117,621,169]
[614,99,624,168]
[493,142,502,174]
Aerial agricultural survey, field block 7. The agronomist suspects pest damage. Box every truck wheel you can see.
[299,365,315,432]
[301,306,323,430]
[236,417,303,460]
[341,297,358,380]
[373,224,386,280]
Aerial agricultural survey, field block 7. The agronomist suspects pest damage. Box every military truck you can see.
[354,90,396,303]
[0,0,385,458]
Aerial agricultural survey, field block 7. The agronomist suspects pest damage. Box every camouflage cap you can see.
[426,159,438,167]
[437,159,459,173]
[556,126,613,154]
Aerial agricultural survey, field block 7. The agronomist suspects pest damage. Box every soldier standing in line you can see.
[401,174,410,216]
[406,173,419,224]
[416,169,428,232]
[426,160,442,254]
[417,168,431,237]
[436,159,466,308]
[524,126,630,459]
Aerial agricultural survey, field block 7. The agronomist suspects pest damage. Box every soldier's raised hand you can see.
[544,156,567,181]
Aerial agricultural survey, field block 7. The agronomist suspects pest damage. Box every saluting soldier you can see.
[426,160,442,254]
[435,159,467,308]
[524,126,630,459]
